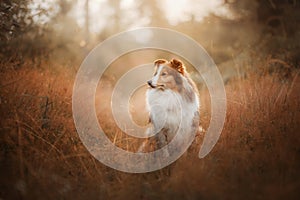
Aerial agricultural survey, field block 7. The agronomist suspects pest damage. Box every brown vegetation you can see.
[0,59,299,199]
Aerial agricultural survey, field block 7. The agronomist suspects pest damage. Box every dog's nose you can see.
[147,80,154,88]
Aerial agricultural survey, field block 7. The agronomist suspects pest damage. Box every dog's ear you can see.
[154,59,167,67]
[170,58,185,75]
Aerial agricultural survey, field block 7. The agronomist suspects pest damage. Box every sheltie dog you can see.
[138,58,200,154]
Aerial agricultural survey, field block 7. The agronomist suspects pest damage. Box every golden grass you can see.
[0,61,299,199]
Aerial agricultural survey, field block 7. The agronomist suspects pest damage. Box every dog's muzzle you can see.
[147,80,155,88]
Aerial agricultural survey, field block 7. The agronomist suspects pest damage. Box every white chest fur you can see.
[146,87,199,138]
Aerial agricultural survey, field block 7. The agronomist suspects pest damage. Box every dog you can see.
[138,58,200,154]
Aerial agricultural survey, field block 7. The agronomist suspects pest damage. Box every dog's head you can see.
[147,58,186,91]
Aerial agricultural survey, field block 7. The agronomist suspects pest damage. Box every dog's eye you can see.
[161,72,167,76]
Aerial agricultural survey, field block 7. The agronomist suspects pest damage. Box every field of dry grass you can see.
[0,59,299,199]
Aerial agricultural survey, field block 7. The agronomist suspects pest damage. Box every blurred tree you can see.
[139,0,168,26]
[59,0,73,15]
[0,0,51,65]
[85,0,90,44]
[221,0,299,73]
[255,0,299,67]
[0,0,33,41]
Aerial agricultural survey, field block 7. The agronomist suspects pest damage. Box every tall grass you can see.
[0,61,299,199]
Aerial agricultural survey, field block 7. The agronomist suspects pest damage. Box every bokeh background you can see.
[0,0,299,199]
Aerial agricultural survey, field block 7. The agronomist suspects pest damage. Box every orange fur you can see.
[154,59,168,66]
[169,58,186,75]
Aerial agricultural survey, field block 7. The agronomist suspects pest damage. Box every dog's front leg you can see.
[137,126,154,153]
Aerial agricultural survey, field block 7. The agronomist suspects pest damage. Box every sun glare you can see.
[161,0,228,25]
[30,0,231,33]
[71,0,231,33]
[162,0,190,25]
